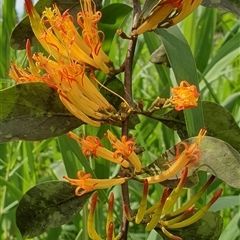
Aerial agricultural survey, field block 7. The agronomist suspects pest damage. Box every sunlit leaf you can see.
[0,82,83,143]
[219,212,240,240]
[10,0,102,50]
[16,181,92,238]
[156,211,223,240]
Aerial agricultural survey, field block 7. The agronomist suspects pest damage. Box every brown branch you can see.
[120,1,141,239]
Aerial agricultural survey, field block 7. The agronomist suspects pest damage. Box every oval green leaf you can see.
[0,82,83,143]
[16,181,93,238]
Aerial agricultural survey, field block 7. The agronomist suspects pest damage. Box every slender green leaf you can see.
[155,27,205,137]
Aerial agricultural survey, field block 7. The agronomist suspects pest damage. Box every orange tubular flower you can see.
[63,170,125,196]
[145,128,206,184]
[106,130,142,172]
[132,0,202,35]
[68,132,130,168]
[78,0,114,74]
[169,80,201,111]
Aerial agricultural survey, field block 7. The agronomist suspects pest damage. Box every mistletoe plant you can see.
[1,0,240,240]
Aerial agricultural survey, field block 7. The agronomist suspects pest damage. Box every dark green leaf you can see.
[100,76,124,110]
[156,211,223,240]
[16,181,92,238]
[10,0,103,50]
[0,82,83,143]
[98,3,132,54]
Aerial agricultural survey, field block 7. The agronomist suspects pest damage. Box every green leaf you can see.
[137,0,160,23]
[0,82,83,143]
[156,211,223,240]
[100,76,124,110]
[219,212,240,240]
[210,195,240,211]
[187,136,240,188]
[201,0,240,17]
[150,101,240,153]
[155,27,205,137]
[10,0,103,50]
[98,3,132,54]
[16,181,92,238]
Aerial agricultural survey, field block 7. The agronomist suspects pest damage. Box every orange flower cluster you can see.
[169,81,201,111]
[9,0,117,126]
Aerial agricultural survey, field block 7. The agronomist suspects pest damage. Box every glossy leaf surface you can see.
[16,181,92,238]
[0,83,83,143]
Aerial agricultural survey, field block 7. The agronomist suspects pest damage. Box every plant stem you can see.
[120,1,141,239]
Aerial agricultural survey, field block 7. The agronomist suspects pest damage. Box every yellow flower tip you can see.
[135,179,149,224]
[177,167,188,188]
[124,204,134,222]
[210,188,223,205]
[196,127,207,144]
[107,222,114,240]
[24,0,34,18]
[90,191,98,213]
[161,226,182,240]
[167,188,222,229]
[170,80,201,111]
[108,192,114,212]
[88,192,103,240]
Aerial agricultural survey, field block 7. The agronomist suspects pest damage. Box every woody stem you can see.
[119,1,141,239]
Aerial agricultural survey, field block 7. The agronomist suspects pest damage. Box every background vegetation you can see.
[0,0,239,239]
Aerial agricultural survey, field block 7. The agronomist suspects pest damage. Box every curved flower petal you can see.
[169,81,201,111]
[63,170,125,196]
